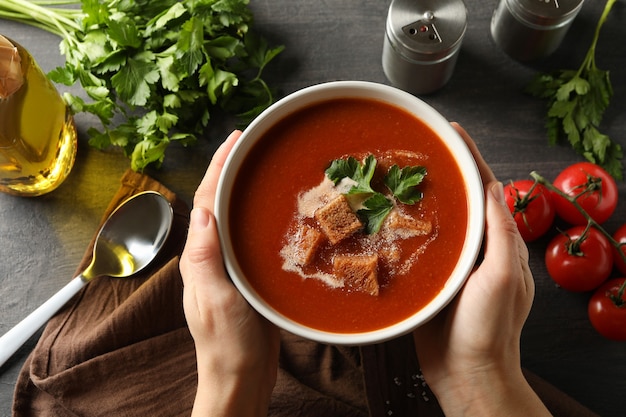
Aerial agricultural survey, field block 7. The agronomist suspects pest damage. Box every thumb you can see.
[180,206,227,288]
[480,181,530,276]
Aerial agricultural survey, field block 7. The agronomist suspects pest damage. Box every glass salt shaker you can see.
[491,0,585,62]
[382,0,467,95]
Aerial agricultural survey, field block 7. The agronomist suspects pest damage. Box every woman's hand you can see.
[180,130,280,417]
[413,123,551,416]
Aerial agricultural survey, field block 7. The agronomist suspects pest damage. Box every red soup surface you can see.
[229,98,468,333]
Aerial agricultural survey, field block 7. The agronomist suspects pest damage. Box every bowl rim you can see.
[215,80,485,345]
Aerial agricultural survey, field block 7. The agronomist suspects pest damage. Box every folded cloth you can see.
[13,171,600,417]
[13,170,196,417]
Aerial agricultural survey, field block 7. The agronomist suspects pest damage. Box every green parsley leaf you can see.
[87,127,114,149]
[47,65,75,86]
[176,16,205,77]
[131,138,169,172]
[358,193,394,235]
[384,165,427,204]
[107,17,142,49]
[110,54,160,106]
[145,3,187,36]
[205,36,241,60]
[325,155,377,195]
[207,67,239,105]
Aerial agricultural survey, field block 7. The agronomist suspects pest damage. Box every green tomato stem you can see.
[510,179,541,214]
[617,281,626,305]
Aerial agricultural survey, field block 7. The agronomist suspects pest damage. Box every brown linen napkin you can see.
[12,170,196,417]
[12,170,600,417]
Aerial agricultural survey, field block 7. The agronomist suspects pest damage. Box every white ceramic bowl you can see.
[215,81,484,345]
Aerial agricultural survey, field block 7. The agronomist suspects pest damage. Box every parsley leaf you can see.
[111,53,160,106]
[358,193,394,235]
[526,0,622,180]
[107,18,142,49]
[384,165,427,204]
[325,155,377,195]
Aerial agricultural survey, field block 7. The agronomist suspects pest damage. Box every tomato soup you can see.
[229,98,468,333]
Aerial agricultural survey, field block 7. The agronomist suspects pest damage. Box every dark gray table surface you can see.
[1,1,625,416]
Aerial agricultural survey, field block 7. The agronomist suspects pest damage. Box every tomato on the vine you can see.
[545,225,613,292]
[552,162,618,225]
[504,180,555,242]
[588,278,626,341]
[612,224,626,275]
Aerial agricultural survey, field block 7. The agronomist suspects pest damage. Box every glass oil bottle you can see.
[0,35,77,197]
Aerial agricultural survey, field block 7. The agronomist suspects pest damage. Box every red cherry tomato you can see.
[552,162,618,225]
[612,224,626,275]
[588,278,626,341]
[504,180,555,242]
[545,226,613,292]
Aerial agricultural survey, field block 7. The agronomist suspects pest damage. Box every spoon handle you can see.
[0,276,86,367]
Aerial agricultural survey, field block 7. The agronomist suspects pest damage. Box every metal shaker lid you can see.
[508,0,585,28]
[385,0,467,63]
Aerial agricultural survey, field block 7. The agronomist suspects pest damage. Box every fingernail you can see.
[190,207,211,229]
[490,181,505,205]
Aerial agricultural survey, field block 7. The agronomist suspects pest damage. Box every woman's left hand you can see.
[180,130,280,417]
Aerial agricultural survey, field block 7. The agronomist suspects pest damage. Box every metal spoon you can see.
[0,191,174,367]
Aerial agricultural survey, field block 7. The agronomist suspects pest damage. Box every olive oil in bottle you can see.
[0,35,77,197]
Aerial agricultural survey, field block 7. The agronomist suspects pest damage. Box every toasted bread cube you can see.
[293,224,325,266]
[333,254,379,296]
[385,211,432,237]
[314,195,362,244]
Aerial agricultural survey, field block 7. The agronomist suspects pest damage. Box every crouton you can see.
[333,254,379,296]
[293,224,325,266]
[314,195,362,244]
[384,210,432,237]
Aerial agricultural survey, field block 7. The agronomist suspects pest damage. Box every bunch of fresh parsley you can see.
[526,0,621,180]
[0,0,284,171]
[325,155,427,234]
